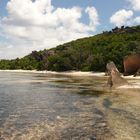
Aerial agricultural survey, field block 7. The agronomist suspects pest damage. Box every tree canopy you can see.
[0,25,140,72]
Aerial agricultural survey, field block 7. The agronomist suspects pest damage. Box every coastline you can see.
[1,69,140,89]
[0,69,140,79]
[0,69,106,77]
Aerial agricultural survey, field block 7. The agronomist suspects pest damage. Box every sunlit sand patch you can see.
[118,84,140,89]
[117,79,140,89]
[0,70,106,77]
[123,75,140,79]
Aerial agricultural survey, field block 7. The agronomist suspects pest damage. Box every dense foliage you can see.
[0,25,140,72]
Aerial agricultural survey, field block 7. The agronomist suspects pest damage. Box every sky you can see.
[0,0,140,59]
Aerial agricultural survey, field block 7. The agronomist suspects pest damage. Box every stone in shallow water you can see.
[96,122,106,127]
[134,68,140,77]
[89,136,96,140]
[103,98,112,108]
[106,61,128,87]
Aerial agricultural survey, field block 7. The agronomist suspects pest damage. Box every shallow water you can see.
[0,72,139,140]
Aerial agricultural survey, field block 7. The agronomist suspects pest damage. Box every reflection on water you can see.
[0,72,139,140]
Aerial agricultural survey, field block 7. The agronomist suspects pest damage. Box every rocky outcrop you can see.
[106,61,127,87]
[123,53,140,76]
[31,51,43,61]
[134,68,140,77]
[31,50,55,62]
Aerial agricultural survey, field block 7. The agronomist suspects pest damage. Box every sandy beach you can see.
[0,69,140,78]
[0,70,140,89]
[0,70,106,76]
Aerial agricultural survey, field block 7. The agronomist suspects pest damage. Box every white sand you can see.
[0,69,140,78]
[0,70,140,89]
[122,75,140,79]
[117,84,140,89]
[0,69,46,73]
[0,70,105,77]
[1,69,140,78]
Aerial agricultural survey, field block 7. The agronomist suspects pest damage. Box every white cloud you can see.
[0,0,100,59]
[0,42,37,59]
[127,0,140,11]
[134,16,140,24]
[85,7,100,31]
[110,9,133,27]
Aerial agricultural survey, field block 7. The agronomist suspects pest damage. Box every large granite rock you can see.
[123,53,140,76]
[106,61,127,87]
[134,68,140,77]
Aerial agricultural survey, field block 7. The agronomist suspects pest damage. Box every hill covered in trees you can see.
[0,25,140,72]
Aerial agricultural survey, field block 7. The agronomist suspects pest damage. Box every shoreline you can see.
[0,69,106,77]
[0,69,140,79]
[0,70,140,89]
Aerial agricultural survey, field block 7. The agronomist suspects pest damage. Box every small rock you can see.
[56,116,61,119]
[89,136,96,140]
[94,122,107,128]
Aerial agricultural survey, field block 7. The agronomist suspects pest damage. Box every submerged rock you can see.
[106,61,128,87]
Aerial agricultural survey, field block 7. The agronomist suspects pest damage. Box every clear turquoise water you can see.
[0,72,139,140]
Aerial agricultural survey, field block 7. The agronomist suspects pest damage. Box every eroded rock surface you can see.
[123,53,140,76]
[134,68,140,77]
[106,61,127,87]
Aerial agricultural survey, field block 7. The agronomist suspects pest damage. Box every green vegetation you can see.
[0,25,140,72]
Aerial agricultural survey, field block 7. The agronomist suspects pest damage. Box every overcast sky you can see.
[0,0,140,59]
